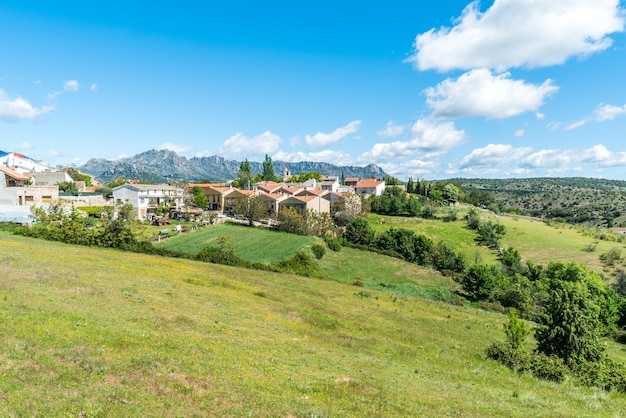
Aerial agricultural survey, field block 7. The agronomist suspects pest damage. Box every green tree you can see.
[333,192,362,226]
[406,177,415,194]
[344,217,375,246]
[107,177,127,189]
[535,281,604,365]
[95,186,113,198]
[65,167,93,186]
[97,202,137,248]
[276,208,307,235]
[233,194,268,226]
[476,221,506,250]
[189,186,209,209]
[466,208,480,230]
[504,309,530,350]
[289,171,322,183]
[57,181,79,196]
[462,264,498,301]
[262,154,276,182]
[442,183,461,201]
[237,159,252,189]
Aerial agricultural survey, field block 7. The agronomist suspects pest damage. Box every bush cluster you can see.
[343,218,466,276]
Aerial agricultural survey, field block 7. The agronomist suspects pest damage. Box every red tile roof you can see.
[356,179,384,188]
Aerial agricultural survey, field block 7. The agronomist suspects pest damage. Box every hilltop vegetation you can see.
[450,177,626,227]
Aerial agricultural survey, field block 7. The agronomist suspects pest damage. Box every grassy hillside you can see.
[154,222,318,263]
[2,232,626,416]
[367,212,498,264]
[366,210,625,276]
[480,212,624,274]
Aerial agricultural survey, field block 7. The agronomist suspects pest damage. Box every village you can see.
[0,150,387,225]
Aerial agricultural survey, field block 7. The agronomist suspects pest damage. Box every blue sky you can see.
[2,0,626,180]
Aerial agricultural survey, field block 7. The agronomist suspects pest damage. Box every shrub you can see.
[311,243,326,260]
[521,353,568,383]
[535,282,604,366]
[503,309,529,350]
[485,341,527,370]
[600,247,623,267]
[273,251,325,278]
[323,236,342,252]
[485,342,568,383]
[430,241,466,274]
[344,217,375,247]
[462,264,498,301]
[196,246,251,267]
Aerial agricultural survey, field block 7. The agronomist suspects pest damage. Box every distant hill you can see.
[79,149,388,183]
[450,177,626,227]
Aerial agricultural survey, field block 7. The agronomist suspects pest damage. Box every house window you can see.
[42,196,52,203]
[25,196,34,202]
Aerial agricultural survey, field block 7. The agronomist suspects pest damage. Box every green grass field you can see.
[2,232,626,416]
[479,212,625,274]
[367,212,498,264]
[319,246,460,301]
[368,209,626,275]
[154,222,318,263]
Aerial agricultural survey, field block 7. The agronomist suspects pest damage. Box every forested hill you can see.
[450,177,626,227]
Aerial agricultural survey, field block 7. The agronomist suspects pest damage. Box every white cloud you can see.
[377,120,405,138]
[445,142,626,177]
[15,142,32,150]
[593,103,626,121]
[156,143,192,154]
[48,79,81,99]
[64,80,79,92]
[553,103,626,131]
[514,129,525,137]
[48,150,59,157]
[273,149,353,166]
[360,119,466,162]
[564,119,588,130]
[305,120,361,148]
[0,89,54,121]
[90,83,98,92]
[521,149,576,168]
[218,131,282,159]
[580,144,626,167]
[377,159,438,178]
[407,0,625,72]
[457,144,533,170]
[425,69,558,119]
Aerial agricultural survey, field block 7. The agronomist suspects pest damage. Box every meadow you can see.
[368,209,625,276]
[154,222,317,263]
[2,231,626,416]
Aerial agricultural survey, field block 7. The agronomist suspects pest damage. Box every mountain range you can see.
[78,149,388,183]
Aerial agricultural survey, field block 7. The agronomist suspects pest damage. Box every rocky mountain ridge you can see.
[79,149,388,183]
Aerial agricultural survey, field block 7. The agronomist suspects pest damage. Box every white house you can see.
[320,176,340,193]
[355,179,386,197]
[0,151,57,174]
[112,184,185,221]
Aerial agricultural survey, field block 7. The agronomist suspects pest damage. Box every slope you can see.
[1,232,626,416]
